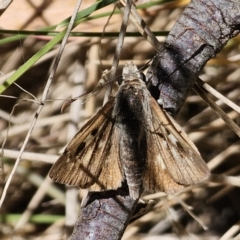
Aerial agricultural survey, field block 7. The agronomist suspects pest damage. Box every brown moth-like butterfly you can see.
[49,62,210,199]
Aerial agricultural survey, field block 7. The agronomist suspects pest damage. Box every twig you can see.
[103,0,133,103]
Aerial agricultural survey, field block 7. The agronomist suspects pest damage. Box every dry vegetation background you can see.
[0,0,240,239]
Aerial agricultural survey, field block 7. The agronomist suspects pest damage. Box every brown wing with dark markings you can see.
[49,98,124,191]
[144,97,210,193]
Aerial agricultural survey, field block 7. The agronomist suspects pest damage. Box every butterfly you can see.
[49,62,210,200]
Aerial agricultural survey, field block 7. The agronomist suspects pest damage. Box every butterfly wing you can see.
[144,98,210,193]
[49,98,123,191]
[144,117,187,193]
[89,124,122,191]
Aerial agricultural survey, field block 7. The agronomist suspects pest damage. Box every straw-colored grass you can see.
[0,1,240,239]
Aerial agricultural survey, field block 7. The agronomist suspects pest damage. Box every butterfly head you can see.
[117,62,146,86]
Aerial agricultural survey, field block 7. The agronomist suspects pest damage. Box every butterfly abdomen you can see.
[118,119,146,199]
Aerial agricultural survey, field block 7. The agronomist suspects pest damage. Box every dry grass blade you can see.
[0,0,83,208]
[0,103,19,183]
[104,0,133,103]
[193,81,240,137]
[14,176,53,231]
[207,143,240,170]
[1,1,240,239]
[220,222,240,240]
[210,174,240,188]
[65,62,86,234]
[0,0,13,16]
[118,0,162,51]
[0,148,57,164]
[176,197,208,230]
[196,78,240,114]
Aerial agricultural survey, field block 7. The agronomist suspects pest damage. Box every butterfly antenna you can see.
[61,69,115,113]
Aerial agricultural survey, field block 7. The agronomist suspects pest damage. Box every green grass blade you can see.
[0,0,117,94]
[0,30,66,94]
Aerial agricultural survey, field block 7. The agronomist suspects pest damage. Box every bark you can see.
[71,187,138,240]
[71,0,240,239]
[147,0,240,114]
